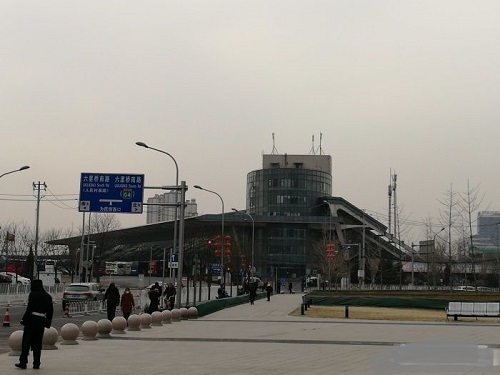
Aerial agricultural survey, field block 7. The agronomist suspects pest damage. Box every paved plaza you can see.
[2,293,500,374]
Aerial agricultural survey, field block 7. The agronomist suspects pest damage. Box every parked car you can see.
[62,282,105,307]
[0,272,31,285]
[476,286,492,292]
[0,273,12,283]
[453,285,476,292]
[248,277,264,289]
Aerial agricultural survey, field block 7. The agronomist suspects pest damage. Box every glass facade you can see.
[246,164,332,279]
[246,168,332,216]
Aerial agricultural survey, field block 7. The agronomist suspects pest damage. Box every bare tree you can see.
[0,220,34,258]
[438,183,461,289]
[310,227,347,289]
[460,180,485,286]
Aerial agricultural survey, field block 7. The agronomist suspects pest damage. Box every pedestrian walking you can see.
[288,282,293,294]
[265,282,273,301]
[249,281,258,305]
[103,283,120,321]
[163,282,176,310]
[16,279,53,370]
[120,287,135,322]
[148,282,162,313]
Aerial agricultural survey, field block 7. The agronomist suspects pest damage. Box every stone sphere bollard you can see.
[151,311,163,326]
[179,307,188,320]
[97,319,113,337]
[140,313,152,329]
[60,323,79,345]
[111,316,127,334]
[8,330,24,356]
[162,309,172,324]
[171,308,181,322]
[127,314,141,331]
[81,320,98,340]
[42,327,59,350]
[188,306,198,319]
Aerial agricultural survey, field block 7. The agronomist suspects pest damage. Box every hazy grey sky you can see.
[1,1,499,241]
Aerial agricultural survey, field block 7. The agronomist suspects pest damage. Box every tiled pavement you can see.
[2,293,500,374]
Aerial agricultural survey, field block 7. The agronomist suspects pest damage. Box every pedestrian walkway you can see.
[3,293,500,374]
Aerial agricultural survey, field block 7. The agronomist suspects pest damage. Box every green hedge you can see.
[305,293,500,310]
[306,296,450,310]
[194,292,267,317]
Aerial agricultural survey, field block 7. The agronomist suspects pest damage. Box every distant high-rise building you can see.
[476,211,500,246]
[146,192,198,224]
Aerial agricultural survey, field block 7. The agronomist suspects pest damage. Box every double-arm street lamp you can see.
[0,165,30,180]
[194,185,225,285]
[231,208,255,278]
[136,142,183,307]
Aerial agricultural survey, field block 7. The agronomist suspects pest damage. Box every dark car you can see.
[0,274,12,283]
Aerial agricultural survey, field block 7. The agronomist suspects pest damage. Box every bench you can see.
[445,301,500,321]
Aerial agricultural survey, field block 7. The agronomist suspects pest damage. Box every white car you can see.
[0,272,31,285]
[453,285,476,292]
[62,282,105,304]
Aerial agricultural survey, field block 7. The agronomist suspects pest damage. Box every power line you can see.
[46,187,78,209]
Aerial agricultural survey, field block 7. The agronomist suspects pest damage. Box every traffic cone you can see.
[63,303,70,318]
[3,307,10,327]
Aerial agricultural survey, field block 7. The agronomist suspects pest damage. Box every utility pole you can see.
[33,181,47,278]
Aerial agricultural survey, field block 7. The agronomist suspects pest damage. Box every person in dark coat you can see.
[16,279,53,370]
[248,282,258,305]
[265,282,273,301]
[103,283,120,321]
[120,287,135,322]
[148,282,162,313]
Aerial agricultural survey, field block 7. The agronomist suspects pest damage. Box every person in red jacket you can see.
[120,287,135,322]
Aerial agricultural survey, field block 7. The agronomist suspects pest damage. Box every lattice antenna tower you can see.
[309,134,316,155]
[316,132,324,155]
[271,133,279,155]
[388,169,393,234]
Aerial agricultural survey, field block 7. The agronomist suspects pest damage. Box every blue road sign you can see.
[79,172,144,214]
[211,264,222,274]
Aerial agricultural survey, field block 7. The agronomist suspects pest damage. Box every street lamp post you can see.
[135,142,184,306]
[322,201,333,289]
[231,208,255,278]
[136,142,180,303]
[0,165,29,277]
[430,227,445,288]
[0,165,30,180]
[194,185,225,286]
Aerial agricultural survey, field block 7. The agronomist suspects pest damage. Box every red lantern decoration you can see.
[223,235,232,257]
[326,243,335,259]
